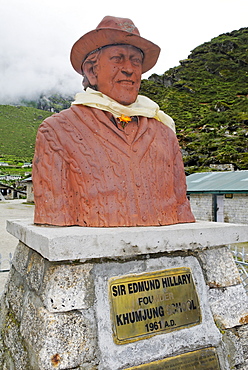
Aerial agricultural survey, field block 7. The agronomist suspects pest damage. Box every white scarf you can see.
[71,88,175,132]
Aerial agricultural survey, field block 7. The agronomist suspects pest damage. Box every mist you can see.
[1,51,82,104]
[0,1,83,104]
[1,0,247,105]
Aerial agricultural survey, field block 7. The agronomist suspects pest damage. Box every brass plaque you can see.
[124,347,221,369]
[109,268,201,344]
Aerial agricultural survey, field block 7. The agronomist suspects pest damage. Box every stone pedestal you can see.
[0,220,248,370]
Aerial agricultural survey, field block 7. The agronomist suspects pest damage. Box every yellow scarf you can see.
[71,88,175,133]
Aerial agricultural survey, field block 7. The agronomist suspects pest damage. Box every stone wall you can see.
[0,242,98,370]
[224,194,248,224]
[0,220,248,369]
[26,182,34,203]
[189,194,214,221]
[189,193,248,224]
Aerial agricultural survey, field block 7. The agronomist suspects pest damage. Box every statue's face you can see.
[90,45,143,105]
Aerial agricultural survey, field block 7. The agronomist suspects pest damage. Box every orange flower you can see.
[118,114,132,124]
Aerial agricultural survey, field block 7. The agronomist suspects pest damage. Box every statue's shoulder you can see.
[42,105,89,127]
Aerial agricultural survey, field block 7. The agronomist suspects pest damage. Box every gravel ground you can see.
[0,199,34,292]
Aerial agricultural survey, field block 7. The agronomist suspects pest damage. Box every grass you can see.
[0,105,52,163]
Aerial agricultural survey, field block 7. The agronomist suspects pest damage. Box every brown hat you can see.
[70,16,160,75]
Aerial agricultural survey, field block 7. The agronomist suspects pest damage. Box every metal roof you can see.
[186,171,248,193]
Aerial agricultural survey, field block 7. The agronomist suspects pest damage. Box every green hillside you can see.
[0,27,247,174]
[0,106,52,163]
[140,27,248,173]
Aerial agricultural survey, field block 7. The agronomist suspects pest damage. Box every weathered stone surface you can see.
[20,292,89,370]
[222,329,244,368]
[3,357,15,370]
[11,241,30,276]
[4,268,25,322]
[0,294,8,327]
[10,242,45,294]
[3,313,29,370]
[237,324,248,361]
[40,263,94,312]
[0,330,4,369]
[237,361,248,370]
[78,308,99,368]
[208,285,248,329]
[197,247,241,287]
[26,249,45,291]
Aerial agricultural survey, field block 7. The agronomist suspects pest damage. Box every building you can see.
[0,182,24,200]
[186,171,248,224]
[21,177,34,203]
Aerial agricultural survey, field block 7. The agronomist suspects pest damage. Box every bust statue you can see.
[32,16,195,227]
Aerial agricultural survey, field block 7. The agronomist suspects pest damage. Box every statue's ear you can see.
[83,61,98,87]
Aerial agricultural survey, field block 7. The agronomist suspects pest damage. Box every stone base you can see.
[0,220,248,369]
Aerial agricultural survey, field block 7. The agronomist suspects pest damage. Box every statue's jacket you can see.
[33,105,195,227]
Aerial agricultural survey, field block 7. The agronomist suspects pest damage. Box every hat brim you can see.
[70,28,160,74]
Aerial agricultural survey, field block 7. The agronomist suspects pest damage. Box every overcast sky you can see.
[0,0,247,103]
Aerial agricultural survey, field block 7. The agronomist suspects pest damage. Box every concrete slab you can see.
[6,219,248,261]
